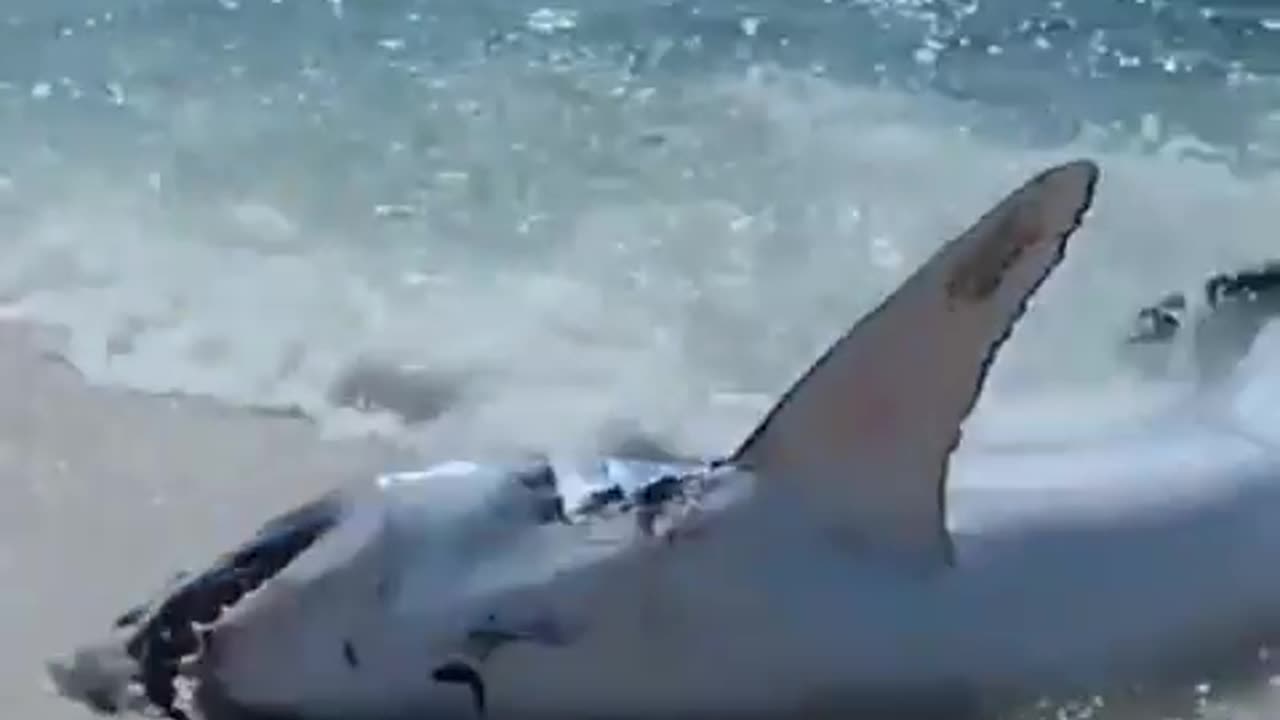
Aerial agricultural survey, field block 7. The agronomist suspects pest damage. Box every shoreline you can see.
[0,321,412,719]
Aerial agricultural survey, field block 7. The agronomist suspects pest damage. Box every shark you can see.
[45,159,1280,719]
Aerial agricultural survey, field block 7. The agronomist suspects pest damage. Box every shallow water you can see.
[4,0,1280,452]
[4,0,1280,718]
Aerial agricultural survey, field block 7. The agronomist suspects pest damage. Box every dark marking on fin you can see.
[946,203,1047,302]
[343,640,360,669]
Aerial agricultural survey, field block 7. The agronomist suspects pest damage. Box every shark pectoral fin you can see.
[731,159,1101,569]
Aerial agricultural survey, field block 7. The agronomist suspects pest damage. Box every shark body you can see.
[48,160,1280,720]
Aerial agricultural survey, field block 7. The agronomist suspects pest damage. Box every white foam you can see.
[4,65,1280,464]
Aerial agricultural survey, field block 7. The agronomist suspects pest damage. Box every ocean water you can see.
[5,0,1280,456]
[5,0,1280,717]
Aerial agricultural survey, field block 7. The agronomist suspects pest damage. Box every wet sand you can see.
[0,322,412,719]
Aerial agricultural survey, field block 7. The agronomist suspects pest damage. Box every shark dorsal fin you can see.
[730,159,1100,567]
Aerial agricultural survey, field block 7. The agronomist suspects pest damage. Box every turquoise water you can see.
[2,0,1279,456]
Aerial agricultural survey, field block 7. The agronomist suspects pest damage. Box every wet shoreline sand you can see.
[0,321,410,719]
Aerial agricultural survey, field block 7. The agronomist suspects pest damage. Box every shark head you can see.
[47,455,735,720]
[45,458,584,719]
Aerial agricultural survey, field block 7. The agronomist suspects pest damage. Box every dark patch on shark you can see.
[946,206,1051,303]
[635,474,686,537]
[575,484,626,516]
[504,458,571,525]
[568,469,700,523]
[120,494,342,720]
[636,475,683,506]
[432,660,487,717]
[428,610,579,719]
[342,640,360,670]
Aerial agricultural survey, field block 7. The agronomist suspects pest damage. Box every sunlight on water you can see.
[2,0,1280,717]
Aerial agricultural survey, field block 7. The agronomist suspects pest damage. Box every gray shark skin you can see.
[63,160,1280,720]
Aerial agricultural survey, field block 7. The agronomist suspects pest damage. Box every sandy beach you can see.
[0,322,414,719]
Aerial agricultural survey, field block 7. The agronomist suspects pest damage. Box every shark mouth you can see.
[114,493,343,720]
